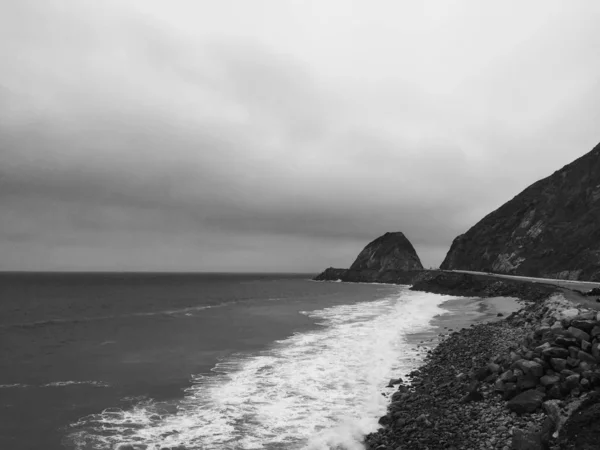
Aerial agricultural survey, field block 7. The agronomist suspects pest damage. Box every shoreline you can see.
[364,272,600,449]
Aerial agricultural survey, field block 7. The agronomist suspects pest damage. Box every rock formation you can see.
[349,232,423,272]
[314,232,423,283]
[441,141,600,281]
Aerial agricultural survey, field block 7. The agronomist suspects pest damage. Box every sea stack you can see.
[314,231,424,283]
[441,141,600,281]
[350,232,423,272]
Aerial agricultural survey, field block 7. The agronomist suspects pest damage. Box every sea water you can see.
[0,273,450,450]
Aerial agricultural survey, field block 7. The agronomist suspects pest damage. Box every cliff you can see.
[314,232,424,283]
[441,142,600,281]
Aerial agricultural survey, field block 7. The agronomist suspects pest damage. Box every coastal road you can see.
[445,269,600,309]
[446,269,600,291]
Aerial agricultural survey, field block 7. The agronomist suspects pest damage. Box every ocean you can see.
[0,272,453,450]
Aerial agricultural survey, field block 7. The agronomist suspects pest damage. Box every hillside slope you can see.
[441,142,600,281]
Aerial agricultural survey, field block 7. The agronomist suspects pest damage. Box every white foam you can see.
[66,289,449,450]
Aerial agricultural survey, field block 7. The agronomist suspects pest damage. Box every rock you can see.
[592,343,600,361]
[578,350,597,365]
[591,325,600,338]
[540,374,560,386]
[565,374,581,390]
[568,326,591,343]
[571,320,596,332]
[500,370,516,383]
[581,339,592,352]
[387,378,403,387]
[349,232,423,272]
[517,373,539,390]
[511,427,546,450]
[517,360,544,377]
[555,336,578,348]
[543,347,569,359]
[503,383,520,401]
[507,389,545,415]
[439,142,600,281]
[567,356,580,368]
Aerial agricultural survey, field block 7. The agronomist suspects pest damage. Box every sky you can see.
[1,0,600,272]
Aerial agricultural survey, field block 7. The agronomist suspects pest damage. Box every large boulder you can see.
[507,389,545,415]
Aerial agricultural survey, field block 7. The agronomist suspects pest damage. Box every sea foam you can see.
[66,289,450,450]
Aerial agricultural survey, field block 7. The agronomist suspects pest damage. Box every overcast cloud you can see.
[1,0,600,271]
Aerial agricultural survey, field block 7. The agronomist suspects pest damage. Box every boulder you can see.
[571,320,597,332]
[591,325,600,338]
[542,347,569,359]
[555,336,578,348]
[511,427,546,450]
[540,374,561,387]
[550,358,568,372]
[579,351,597,365]
[568,326,591,343]
[517,360,544,377]
[565,374,581,390]
[507,389,545,414]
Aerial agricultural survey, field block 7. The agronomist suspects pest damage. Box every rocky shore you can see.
[365,274,600,450]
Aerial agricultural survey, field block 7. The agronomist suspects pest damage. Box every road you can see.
[446,269,600,291]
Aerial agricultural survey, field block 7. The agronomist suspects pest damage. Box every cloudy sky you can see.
[1,0,599,272]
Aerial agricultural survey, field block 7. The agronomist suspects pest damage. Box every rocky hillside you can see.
[314,232,423,282]
[441,142,600,281]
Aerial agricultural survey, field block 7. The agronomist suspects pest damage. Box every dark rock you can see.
[579,351,597,365]
[349,232,423,272]
[571,320,597,332]
[555,336,578,348]
[565,374,582,390]
[543,347,570,359]
[511,427,547,450]
[439,141,600,282]
[507,389,545,414]
[503,382,520,400]
[517,360,544,377]
[569,326,591,343]
[591,325,600,338]
[558,392,600,449]
[540,374,560,386]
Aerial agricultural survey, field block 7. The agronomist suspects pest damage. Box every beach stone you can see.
[550,358,568,372]
[569,346,580,359]
[507,389,545,415]
[571,320,597,332]
[568,326,591,343]
[511,427,545,450]
[592,343,600,361]
[579,351,597,365]
[565,374,581,390]
[487,362,501,373]
[567,356,580,368]
[591,325,600,338]
[517,360,544,377]
[543,347,569,359]
[540,374,560,386]
[582,339,592,352]
[555,336,578,348]
[388,378,403,387]
[535,342,551,353]
[503,383,519,400]
[517,373,539,390]
[561,308,580,321]
[499,370,516,383]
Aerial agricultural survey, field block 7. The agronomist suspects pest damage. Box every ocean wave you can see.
[65,288,448,450]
